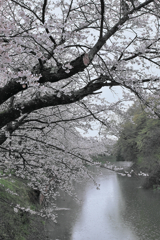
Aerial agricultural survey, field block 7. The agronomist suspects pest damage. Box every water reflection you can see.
[118,176,160,240]
[46,166,160,240]
[71,172,138,240]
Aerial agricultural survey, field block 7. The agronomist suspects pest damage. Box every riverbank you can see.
[100,160,160,191]
[0,172,47,240]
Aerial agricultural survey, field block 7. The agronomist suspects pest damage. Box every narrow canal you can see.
[46,165,160,240]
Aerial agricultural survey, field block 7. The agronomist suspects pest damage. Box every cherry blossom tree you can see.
[0,0,160,219]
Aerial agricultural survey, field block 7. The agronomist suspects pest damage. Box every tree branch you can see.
[0,0,155,109]
[42,0,47,23]
[0,75,117,129]
[0,114,28,145]
[100,0,105,38]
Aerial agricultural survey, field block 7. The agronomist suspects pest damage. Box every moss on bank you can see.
[0,173,46,240]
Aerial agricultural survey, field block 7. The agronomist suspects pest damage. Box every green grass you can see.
[0,172,46,240]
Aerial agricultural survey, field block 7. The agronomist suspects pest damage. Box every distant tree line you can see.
[114,99,160,172]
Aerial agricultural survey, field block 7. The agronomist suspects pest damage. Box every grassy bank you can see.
[0,172,46,240]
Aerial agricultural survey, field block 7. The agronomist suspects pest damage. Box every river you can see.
[46,163,160,240]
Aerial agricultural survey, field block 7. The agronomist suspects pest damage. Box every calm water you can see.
[46,165,160,240]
